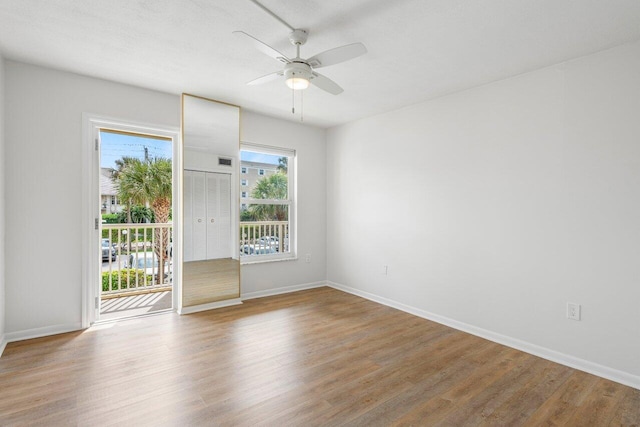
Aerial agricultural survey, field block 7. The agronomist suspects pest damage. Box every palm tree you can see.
[277,157,288,173]
[110,156,138,180]
[247,173,288,221]
[116,157,172,283]
[110,156,138,223]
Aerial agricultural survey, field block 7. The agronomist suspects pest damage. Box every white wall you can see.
[240,111,327,296]
[327,41,640,385]
[4,62,180,335]
[0,54,6,351]
[4,61,327,336]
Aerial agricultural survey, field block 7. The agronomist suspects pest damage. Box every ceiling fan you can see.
[233,28,367,95]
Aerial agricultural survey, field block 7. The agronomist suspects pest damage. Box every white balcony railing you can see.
[102,221,287,297]
[101,223,172,297]
[239,221,289,256]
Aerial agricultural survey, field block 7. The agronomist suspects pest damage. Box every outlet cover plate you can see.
[567,302,581,321]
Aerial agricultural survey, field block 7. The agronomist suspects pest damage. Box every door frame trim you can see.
[81,114,180,327]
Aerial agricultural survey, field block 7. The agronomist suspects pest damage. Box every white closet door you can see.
[185,170,232,261]
[183,171,194,262]
[206,173,232,259]
[216,173,231,258]
[192,171,207,261]
[184,170,207,262]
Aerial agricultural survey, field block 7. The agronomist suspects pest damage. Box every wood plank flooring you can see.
[0,287,638,426]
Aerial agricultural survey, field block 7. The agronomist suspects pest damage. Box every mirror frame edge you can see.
[178,93,242,313]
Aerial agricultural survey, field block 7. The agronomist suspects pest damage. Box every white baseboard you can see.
[241,281,327,301]
[3,322,84,346]
[179,298,243,315]
[0,334,7,358]
[327,281,640,391]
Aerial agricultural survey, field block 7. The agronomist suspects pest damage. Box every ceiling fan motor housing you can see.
[284,62,313,81]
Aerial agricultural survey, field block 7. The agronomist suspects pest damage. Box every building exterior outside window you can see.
[240,145,295,261]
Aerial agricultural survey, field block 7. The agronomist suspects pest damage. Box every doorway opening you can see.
[98,128,174,321]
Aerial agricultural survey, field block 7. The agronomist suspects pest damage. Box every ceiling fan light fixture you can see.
[286,76,310,90]
[284,64,312,90]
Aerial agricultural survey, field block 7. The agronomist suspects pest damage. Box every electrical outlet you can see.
[382,265,388,275]
[567,302,581,321]
[305,254,311,263]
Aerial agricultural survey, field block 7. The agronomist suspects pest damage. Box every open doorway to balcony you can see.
[98,128,174,321]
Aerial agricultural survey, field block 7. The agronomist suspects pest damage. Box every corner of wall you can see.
[323,127,329,284]
[0,53,6,356]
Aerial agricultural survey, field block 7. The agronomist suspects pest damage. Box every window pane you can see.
[241,203,288,221]
[240,204,290,256]
[240,151,289,200]
[240,145,294,260]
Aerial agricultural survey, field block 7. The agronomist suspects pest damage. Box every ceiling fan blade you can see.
[233,31,291,64]
[310,72,343,95]
[247,71,283,85]
[307,42,367,69]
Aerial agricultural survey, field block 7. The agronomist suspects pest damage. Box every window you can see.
[241,167,247,174]
[240,143,295,262]
[241,179,248,186]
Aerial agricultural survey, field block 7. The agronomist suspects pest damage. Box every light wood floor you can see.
[0,287,638,426]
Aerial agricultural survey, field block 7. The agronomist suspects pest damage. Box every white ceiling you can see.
[1,0,640,128]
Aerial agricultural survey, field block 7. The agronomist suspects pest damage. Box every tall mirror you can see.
[181,94,240,309]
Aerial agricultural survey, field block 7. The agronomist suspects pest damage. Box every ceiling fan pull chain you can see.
[300,89,304,122]
[292,81,295,114]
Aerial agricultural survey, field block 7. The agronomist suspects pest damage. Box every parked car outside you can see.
[102,238,116,262]
[257,236,280,251]
[240,244,277,256]
[126,253,172,282]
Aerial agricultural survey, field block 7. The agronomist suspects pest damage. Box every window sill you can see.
[241,255,298,266]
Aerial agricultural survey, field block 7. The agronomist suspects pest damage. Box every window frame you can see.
[240,142,296,264]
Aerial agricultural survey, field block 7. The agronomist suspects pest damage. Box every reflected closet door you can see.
[206,172,231,260]
[184,170,207,262]
[184,170,231,262]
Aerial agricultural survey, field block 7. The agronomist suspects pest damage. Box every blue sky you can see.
[100,131,172,169]
[100,131,282,168]
[241,150,281,165]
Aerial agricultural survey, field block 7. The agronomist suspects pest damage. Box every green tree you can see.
[247,173,288,221]
[277,157,288,173]
[117,205,155,224]
[116,157,172,282]
[240,209,256,222]
[110,156,139,223]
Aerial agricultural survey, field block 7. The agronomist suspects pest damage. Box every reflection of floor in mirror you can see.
[183,258,239,307]
[100,291,172,321]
